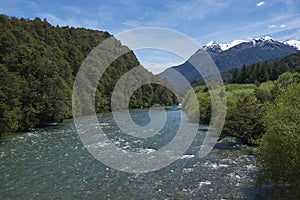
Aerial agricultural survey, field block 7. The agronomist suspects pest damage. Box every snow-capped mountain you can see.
[203,36,300,57]
[205,41,219,47]
[204,40,248,51]
[253,36,274,43]
[284,40,300,50]
[203,41,223,57]
[204,36,289,51]
[220,40,249,50]
[159,36,299,91]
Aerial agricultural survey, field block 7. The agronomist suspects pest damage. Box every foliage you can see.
[256,83,300,199]
[183,83,266,144]
[231,51,300,84]
[184,72,300,144]
[0,64,22,134]
[192,51,300,88]
[222,84,264,143]
[0,15,178,135]
[223,95,264,144]
[182,85,213,124]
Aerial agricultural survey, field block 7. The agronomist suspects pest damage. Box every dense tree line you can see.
[192,51,300,87]
[231,51,300,84]
[0,15,178,135]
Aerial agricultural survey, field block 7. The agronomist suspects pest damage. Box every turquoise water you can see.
[0,110,263,199]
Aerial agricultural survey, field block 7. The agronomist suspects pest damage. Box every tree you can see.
[256,83,300,199]
[0,64,22,134]
[222,95,264,144]
[232,68,241,83]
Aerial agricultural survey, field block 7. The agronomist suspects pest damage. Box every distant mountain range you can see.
[159,36,299,91]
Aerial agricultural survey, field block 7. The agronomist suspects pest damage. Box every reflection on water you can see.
[0,110,264,199]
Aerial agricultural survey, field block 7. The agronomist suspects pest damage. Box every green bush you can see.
[183,83,264,143]
[256,83,300,199]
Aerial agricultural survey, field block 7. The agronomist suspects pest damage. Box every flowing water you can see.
[0,110,264,199]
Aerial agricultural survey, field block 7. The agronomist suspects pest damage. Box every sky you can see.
[1,0,300,73]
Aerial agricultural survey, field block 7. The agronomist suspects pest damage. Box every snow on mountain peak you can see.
[262,36,273,40]
[204,36,299,52]
[254,36,274,42]
[205,40,248,51]
[252,36,275,45]
[219,40,248,51]
[205,41,220,47]
[284,40,300,50]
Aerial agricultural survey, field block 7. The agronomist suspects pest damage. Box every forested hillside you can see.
[231,51,300,84]
[0,15,178,135]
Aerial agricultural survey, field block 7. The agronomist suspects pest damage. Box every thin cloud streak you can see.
[256,1,265,7]
[195,13,300,44]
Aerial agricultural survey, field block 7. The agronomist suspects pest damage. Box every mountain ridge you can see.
[204,36,300,52]
[159,36,299,92]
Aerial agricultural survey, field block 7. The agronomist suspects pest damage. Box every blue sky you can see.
[1,0,300,73]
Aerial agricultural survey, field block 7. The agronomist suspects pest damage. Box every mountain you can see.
[219,40,249,51]
[204,39,248,53]
[203,41,223,57]
[284,40,300,50]
[213,36,298,71]
[159,36,299,91]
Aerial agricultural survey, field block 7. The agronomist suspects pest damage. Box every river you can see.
[0,109,265,199]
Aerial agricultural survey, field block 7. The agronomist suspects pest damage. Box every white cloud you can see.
[256,1,266,6]
[268,24,287,28]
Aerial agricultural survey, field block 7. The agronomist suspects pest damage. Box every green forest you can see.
[231,51,300,84]
[0,15,178,135]
[183,52,300,199]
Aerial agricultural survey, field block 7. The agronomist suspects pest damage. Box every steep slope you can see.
[214,36,297,71]
[204,39,249,54]
[203,41,223,58]
[160,36,298,91]
[0,15,178,135]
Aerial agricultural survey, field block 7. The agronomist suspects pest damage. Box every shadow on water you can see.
[240,184,274,200]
